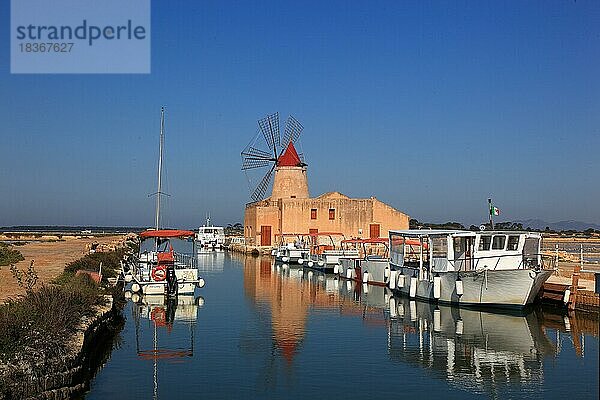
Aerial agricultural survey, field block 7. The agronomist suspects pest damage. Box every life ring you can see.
[152,266,167,281]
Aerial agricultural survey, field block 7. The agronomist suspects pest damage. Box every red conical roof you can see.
[277,142,302,167]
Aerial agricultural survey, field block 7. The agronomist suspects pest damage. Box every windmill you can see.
[242,112,306,202]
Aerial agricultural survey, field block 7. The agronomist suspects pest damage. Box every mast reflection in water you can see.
[83,255,599,399]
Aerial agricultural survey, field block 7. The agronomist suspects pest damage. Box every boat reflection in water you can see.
[197,250,226,273]
[245,257,596,396]
[131,294,203,400]
[388,298,555,395]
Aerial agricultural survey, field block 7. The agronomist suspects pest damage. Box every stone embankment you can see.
[0,297,121,400]
[225,236,272,256]
[227,243,272,256]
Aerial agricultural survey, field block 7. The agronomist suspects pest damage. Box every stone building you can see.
[244,142,409,247]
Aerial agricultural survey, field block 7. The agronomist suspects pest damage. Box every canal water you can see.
[83,252,599,399]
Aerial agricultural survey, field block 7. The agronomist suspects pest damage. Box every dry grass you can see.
[0,274,105,361]
[0,244,24,267]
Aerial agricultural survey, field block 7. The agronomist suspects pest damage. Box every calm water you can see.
[84,252,599,399]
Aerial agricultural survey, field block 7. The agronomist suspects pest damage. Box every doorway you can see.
[260,226,271,246]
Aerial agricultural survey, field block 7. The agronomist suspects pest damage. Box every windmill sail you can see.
[258,112,280,157]
[241,112,306,202]
[251,165,275,202]
[282,115,303,148]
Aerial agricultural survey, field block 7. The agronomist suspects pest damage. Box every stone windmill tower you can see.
[242,112,308,201]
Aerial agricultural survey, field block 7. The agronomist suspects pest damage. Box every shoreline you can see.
[0,296,123,400]
[0,240,130,399]
[0,234,129,302]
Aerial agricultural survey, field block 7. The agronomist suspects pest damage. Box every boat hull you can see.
[275,248,309,265]
[390,267,553,308]
[360,259,390,286]
[136,268,199,295]
[338,258,389,286]
[339,258,359,279]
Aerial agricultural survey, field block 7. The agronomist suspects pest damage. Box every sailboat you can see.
[127,107,206,296]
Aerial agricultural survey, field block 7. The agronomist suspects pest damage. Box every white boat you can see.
[387,230,554,308]
[272,233,310,265]
[132,230,205,295]
[195,217,225,250]
[126,107,205,296]
[338,238,390,285]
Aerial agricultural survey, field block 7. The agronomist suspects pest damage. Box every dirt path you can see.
[0,236,125,302]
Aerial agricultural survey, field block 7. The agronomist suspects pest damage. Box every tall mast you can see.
[155,107,165,230]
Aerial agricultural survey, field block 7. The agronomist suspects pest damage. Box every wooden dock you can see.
[539,264,600,312]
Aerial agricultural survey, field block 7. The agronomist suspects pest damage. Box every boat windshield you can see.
[140,237,195,255]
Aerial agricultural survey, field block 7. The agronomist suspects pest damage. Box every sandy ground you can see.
[0,236,124,302]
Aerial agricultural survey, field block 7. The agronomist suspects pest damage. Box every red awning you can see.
[139,229,195,239]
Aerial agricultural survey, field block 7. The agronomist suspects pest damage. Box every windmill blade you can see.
[242,158,271,170]
[282,115,303,147]
[242,146,274,160]
[298,152,305,163]
[251,165,275,202]
[258,113,280,157]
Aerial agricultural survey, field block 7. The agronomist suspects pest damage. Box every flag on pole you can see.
[490,204,500,216]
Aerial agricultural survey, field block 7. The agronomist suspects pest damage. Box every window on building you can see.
[329,208,335,220]
[311,209,317,220]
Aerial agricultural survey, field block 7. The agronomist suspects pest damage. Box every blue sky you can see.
[1,1,599,228]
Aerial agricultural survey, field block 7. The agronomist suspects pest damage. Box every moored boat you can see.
[195,216,225,250]
[305,232,359,273]
[338,238,390,285]
[272,233,310,265]
[125,107,205,296]
[130,229,205,295]
[388,230,554,308]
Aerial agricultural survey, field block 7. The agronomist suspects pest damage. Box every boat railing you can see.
[397,253,556,272]
[445,253,556,272]
[174,252,197,269]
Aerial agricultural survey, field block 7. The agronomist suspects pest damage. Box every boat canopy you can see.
[389,229,466,237]
[307,232,344,237]
[140,229,195,239]
[341,238,388,244]
[275,232,345,237]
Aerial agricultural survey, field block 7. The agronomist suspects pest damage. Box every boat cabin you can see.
[138,229,197,271]
[389,230,544,273]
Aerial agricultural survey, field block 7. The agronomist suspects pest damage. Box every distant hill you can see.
[514,219,600,232]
